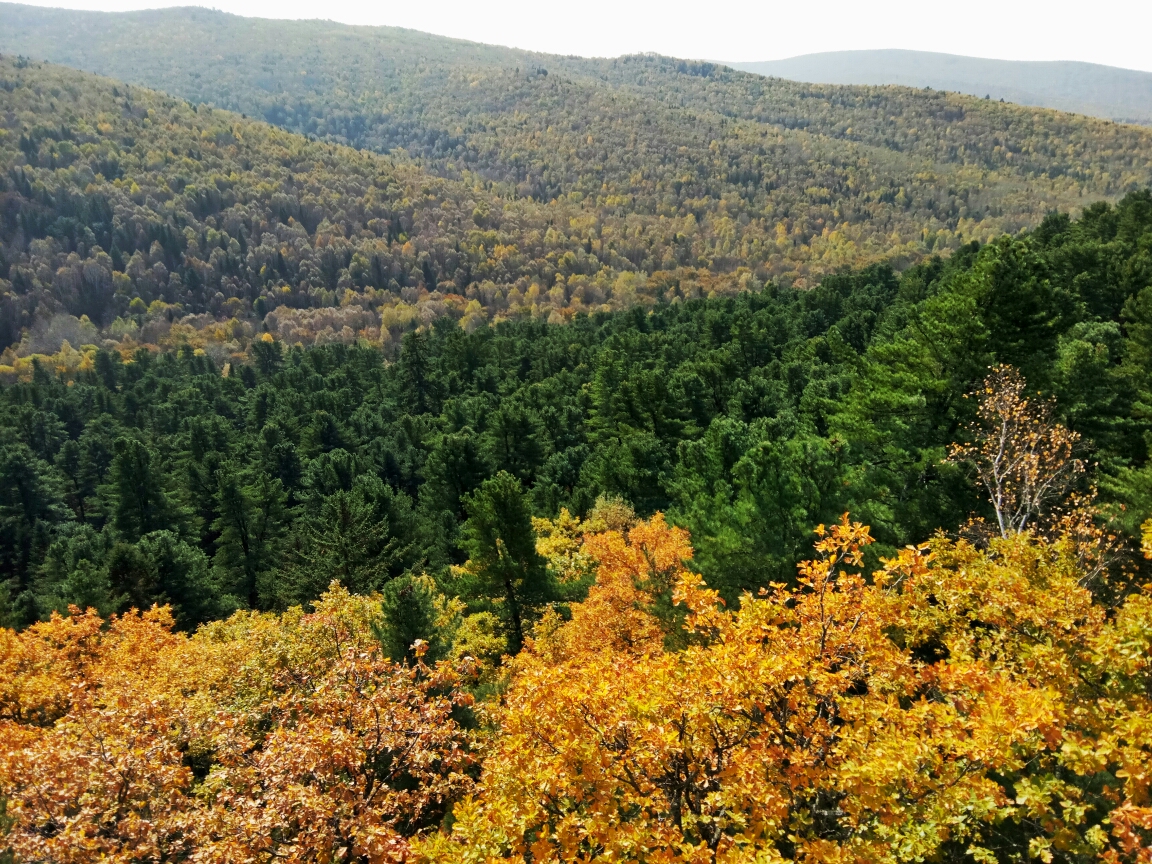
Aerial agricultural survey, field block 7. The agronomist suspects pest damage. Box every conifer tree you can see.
[109,438,179,541]
[458,471,551,654]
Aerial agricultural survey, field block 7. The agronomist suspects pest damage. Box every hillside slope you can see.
[3,6,1152,280]
[729,50,1152,125]
[3,11,1152,366]
[2,185,1151,630]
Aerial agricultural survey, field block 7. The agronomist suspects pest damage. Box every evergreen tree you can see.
[483,403,545,482]
[270,479,416,608]
[109,438,179,541]
[458,471,551,654]
[213,468,286,609]
[395,331,444,416]
[373,574,448,664]
[137,530,231,628]
[251,335,283,377]
[33,522,120,619]
[420,429,489,520]
[49,560,121,619]
[0,443,69,625]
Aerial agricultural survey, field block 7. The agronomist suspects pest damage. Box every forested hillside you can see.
[2,51,1152,373]
[3,189,1150,632]
[8,3,1148,211]
[3,189,1152,862]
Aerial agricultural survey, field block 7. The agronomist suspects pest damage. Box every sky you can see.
[11,0,1152,73]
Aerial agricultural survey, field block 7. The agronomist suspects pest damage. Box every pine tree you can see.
[458,471,552,654]
[109,438,179,541]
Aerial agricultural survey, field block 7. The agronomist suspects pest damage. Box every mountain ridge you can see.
[727,49,1152,125]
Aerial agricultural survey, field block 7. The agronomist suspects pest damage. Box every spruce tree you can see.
[459,471,551,654]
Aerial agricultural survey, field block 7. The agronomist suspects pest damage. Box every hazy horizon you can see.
[3,0,1150,73]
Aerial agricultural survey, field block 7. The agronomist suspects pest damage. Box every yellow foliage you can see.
[5,512,1151,862]
[419,516,1152,864]
[0,585,473,863]
[532,508,596,584]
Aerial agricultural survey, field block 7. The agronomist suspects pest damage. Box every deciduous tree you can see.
[0,586,474,863]
[948,364,1084,537]
[420,513,1152,864]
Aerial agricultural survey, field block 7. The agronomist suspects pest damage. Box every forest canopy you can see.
[3,509,1152,861]
[2,186,1151,633]
[2,37,1152,369]
[2,19,1152,859]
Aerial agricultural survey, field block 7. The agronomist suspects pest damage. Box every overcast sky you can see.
[13,0,1152,73]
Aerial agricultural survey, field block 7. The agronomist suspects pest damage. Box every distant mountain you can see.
[729,51,1152,125]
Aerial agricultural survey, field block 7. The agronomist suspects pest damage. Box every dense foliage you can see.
[3,513,1151,861]
[7,4,1150,219]
[5,14,1152,861]
[0,586,474,862]
[2,28,1152,366]
[422,515,1152,864]
[2,188,1151,632]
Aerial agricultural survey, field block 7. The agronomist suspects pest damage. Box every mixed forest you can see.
[3,15,1152,371]
[1,184,1151,627]
[3,11,1152,864]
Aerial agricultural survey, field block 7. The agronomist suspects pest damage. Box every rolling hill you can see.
[729,50,1152,126]
[2,6,1152,366]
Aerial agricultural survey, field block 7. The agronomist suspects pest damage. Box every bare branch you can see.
[947,365,1083,539]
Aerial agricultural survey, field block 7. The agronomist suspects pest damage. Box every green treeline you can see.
[3,190,1151,632]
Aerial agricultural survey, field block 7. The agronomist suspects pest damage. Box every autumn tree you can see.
[0,607,200,863]
[528,512,686,666]
[0,586,474,863]
[191,588,474,863]
[418,513,1152,864]
[949,364,1084,537]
